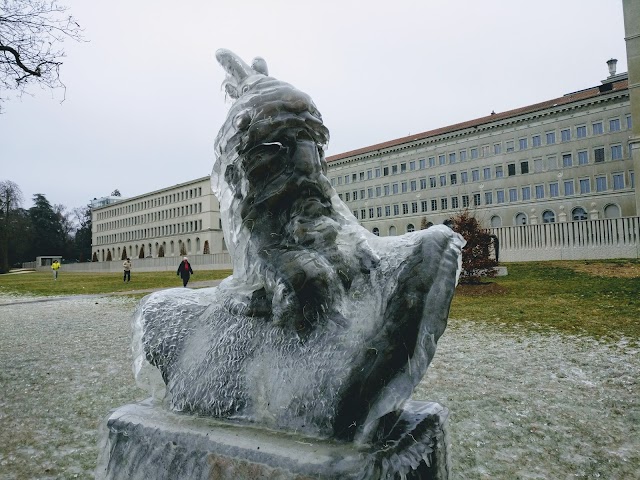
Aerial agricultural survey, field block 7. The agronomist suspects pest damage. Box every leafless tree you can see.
[0,179,23,271]
[0,0,83,110]
[53,202,74,236]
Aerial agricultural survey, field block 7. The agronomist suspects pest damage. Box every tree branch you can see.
[0,44,42,77]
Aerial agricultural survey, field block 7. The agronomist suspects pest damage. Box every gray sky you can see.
[1,0,628,213]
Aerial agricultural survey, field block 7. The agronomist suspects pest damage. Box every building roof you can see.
[91,175,212,211]
[326,78,629,163]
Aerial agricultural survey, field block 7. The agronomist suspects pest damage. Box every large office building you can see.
[92,68,636,260]
[91,2,639,262]
[326,64,635,236]
[91,176,225,262]
[93,47,640,262]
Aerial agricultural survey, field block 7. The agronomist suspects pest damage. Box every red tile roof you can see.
[326,79,628,163]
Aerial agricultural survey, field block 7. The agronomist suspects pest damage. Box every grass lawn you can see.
[2,260,638,342]
[0,269,233,297]
[451,259,640,342]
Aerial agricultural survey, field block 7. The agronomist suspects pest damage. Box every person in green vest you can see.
[51,260,60,280]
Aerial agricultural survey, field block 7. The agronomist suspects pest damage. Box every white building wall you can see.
[327,78,635,236]
[91,176,226,262]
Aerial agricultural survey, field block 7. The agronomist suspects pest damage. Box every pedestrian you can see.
[177,256,193,287]
[51,259,60,280]
[123,257,132,282]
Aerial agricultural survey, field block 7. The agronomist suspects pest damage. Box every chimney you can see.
[606,58,618,77]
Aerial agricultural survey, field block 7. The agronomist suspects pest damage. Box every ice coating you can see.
[132,49,464,444]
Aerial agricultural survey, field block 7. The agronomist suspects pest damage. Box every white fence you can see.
[30,252,232,273]
[491,216,640,262]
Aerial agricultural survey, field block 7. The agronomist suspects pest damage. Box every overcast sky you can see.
[1,0,628,213]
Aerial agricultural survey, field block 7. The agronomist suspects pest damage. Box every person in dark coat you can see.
[177,257,194,287]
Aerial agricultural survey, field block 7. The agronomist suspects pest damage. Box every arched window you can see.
[604,204,621,218]
[406,224,415,233]
[372,227,380,236]
[515,212,527,225]
[148,243,152,257]
[170,241,175,254]
[222,237,227,251]
[572,207,587,221]
[187,238,192,253]
[196,237,201,252]
[389,226,397,236]
[490,215,502,228]
[542,210,556,223]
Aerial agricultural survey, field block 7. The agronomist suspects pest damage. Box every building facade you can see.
[326,70,636,236]
[91,176,226,261]
[91,64,639,262]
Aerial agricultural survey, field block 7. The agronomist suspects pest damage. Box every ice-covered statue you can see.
[111,49,464,479]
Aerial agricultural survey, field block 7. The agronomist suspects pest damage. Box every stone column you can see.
[623,0,640,215]
[558,205,567,222]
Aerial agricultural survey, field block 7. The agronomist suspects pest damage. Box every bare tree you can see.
[53,203,74,237]
[0,0,83,109]
[0,180,23,271]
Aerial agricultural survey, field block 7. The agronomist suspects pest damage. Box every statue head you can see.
[212,50,375,332]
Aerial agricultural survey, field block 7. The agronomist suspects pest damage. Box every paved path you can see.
[108,279,224,296]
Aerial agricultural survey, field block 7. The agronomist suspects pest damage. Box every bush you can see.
[450,210,498,284]
[106,250,112,262]
[138,246,145,259]
[158,245,165,258]
[179,243,187,256]
[91,252,98,262]
[121,247,127,260]
[203,240,210,255]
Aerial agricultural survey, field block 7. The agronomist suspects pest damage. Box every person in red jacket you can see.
[177,257,194,287]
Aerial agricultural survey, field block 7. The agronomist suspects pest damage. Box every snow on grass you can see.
[415,319,639,479]
[0,294,637,479]
[0,295,144,479]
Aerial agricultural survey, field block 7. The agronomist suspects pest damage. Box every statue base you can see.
[96,399,450,480]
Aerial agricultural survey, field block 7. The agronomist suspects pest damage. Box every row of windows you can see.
[492,203,621,227]
[96,220,204,245]
[97,203,203,232]
[96,186,205,220]
[350,172,634,220]
[95,237,214,261]
[329,115,632,186]
[366,203,622,236]
[338,147,630,203]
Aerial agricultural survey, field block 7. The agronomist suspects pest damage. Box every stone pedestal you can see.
[96,399,450,480]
